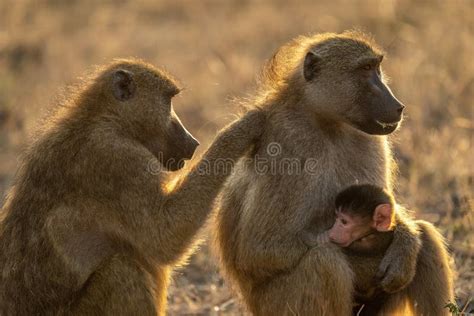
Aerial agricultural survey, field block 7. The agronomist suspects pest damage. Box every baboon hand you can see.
[376,250,417,293]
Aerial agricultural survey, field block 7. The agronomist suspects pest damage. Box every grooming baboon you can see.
[303,184,454,315]
[0,58,265,315]
[213,32,454,315]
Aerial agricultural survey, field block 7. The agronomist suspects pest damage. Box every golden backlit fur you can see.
[0,58,265,315]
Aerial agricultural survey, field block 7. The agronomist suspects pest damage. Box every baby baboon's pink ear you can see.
[373,203,393,232]
[112,69,136,101]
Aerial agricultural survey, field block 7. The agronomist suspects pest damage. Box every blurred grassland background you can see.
[0,0,472,314]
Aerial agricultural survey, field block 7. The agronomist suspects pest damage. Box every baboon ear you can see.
[303,51,321,82]
[372,204,394,232]
[112,69,136,101]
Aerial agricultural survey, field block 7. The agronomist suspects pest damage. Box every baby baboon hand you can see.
[376,251,417,293]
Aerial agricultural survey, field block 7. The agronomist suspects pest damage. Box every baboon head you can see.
[329,184,395,247]
[95,59,199,171]
[301,32,405,135]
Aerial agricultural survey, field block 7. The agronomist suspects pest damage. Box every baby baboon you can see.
[213,31,454,315]
[302,184,396,250]
[327,184,396,249]
[303,184,454,315]
[0,58,265,315]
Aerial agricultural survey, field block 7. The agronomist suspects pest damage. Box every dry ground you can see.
[0,0,472,314]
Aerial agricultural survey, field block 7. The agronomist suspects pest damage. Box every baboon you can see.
[303,184,454,315]
[303,184,397,249]
[213,32,454,315]
[0,58,265,315]
[327,184,398,249]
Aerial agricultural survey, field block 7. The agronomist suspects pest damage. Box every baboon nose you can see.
[397,105,405,115]
[190,137,200,149]
[183,136,199,160]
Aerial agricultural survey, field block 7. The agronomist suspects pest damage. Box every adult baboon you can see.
[213,32,454,315]
[0,59,265,315]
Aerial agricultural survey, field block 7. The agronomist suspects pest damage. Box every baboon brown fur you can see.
[213,31,454,315]
[0,58,265,315]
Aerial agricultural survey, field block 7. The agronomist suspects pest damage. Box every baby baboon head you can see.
[92,58,199,171]
[301,32,405,135]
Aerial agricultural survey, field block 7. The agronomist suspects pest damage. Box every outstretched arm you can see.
[376,206,422,293]
[159,110,266,262]
[49,110,265,279]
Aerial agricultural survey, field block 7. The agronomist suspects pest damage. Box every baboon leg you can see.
[249,246,354,316]
[70,255,165,316]
[353,292,388,316]
[406,220,454,316]
[379,220,454,316]
[371,292,411,316]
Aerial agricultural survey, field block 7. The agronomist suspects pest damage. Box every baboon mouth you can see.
[375,120,399,129]
[353,119,400,135]
[332,240,352,247]
[164,159,187,172]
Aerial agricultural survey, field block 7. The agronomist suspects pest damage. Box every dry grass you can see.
[0,0,472,314]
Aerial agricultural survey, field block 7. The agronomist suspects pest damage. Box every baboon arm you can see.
[46,206,120,288]
[68,133,173,267]
[159,110,266,262]
[234,206,310,276]
[219,176,313,277]
[376,211,422,293]
[237,235,309,279]
[68,111,263,266]
[407,220,454,315]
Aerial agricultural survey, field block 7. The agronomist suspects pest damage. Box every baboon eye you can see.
[340,218,348,225]
[363,64,372,71]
